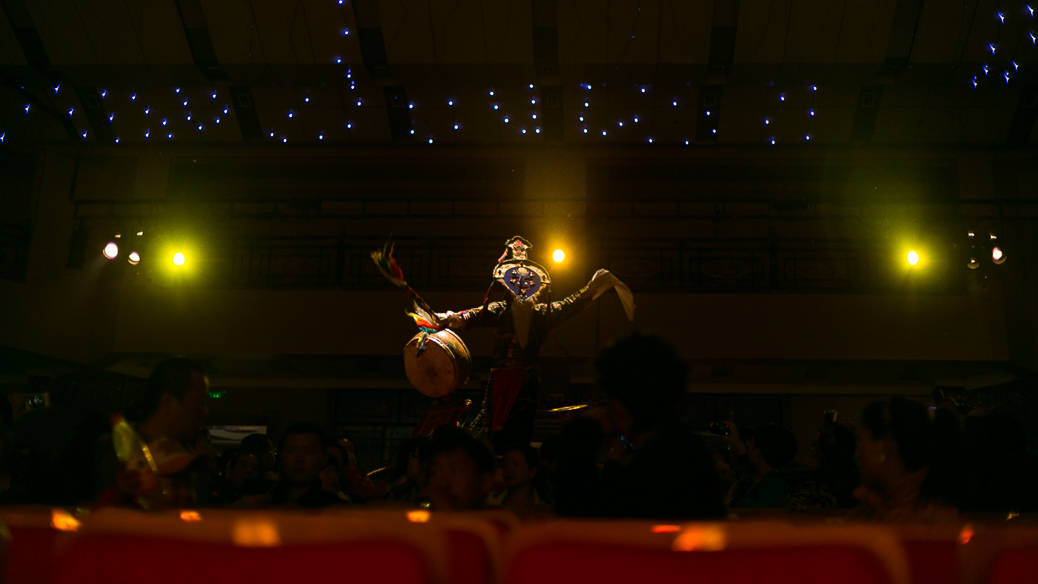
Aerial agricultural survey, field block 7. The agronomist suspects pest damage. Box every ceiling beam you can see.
[172,0,260,141]
[852,0,924,144]
[697,0,739,143]
[352,0,412,141]
[532,0,561,141]
[1,0,89,140]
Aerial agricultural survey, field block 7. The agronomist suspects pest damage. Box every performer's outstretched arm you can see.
[547,269,636,327]
[435,301,508,332]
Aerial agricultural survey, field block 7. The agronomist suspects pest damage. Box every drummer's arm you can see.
[437,301,507,331]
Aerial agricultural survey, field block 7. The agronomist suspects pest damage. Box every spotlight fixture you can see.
[128,251,141,265]
[992,246,1006,264]
[103,242,119,260]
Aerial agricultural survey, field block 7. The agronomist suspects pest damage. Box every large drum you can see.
[403,329,471,398]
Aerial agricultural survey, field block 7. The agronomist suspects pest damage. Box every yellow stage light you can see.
[553,249,565,263]
[173,252,186,266]
[103,241,119,260]
[128,251,141,265]
[906,250,919,266]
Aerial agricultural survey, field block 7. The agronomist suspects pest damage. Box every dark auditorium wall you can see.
[1,146,1020,362]
[1,145,1033,461]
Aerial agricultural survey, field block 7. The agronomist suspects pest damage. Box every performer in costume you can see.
[373,236,634,447]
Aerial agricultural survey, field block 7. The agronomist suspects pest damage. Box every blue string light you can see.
[24,104,30,114]
[108,113,114,122]
[601,129,607,136]
[211,91,217,100]
[114,137,120,144]
[763,118,771,125]
[66,107,74,117]
[346,121,353,129]
[131,93,136,102]
[318,133,324,140]
[989,43,998,54]
[53,84,60,94]
[582,127,588,134]
[161,118,168,126]
[144,130,150,139]
[80,130,87,139]
[304,96,310,103]
[534,127,541,134]
[633,116,639,123]
[997,11,1006,23]
[143,107,150,116]
[100,89,107,99]
[175,87,181,94]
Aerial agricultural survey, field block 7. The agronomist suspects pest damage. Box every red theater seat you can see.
[891,525,964,584]
[0,506,80,584]
[976,526,1038,584]
[56,509,442,584]
[505,521,910,584]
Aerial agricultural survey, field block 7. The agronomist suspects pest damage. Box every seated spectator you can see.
[418,425,494,511]
[214,448,268,505]
[6,374,109,505]
[98,358,212,508]
[594,332,726,519]
[789,420,859,513]
[268,422,344,508]
[240,433,277,482]
[384,437,424,504]
[489,444,551,516]
[329,437,387,502]
[854,397,961,522]
[550,418,604,517]
[728,424,798,509]
[961,412,1038,513]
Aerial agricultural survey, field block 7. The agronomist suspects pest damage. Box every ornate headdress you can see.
[492,236,550,300]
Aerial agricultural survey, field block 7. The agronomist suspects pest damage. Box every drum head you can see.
[403,330,470,398]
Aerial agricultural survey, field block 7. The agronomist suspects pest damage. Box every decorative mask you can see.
[492,236,550,301]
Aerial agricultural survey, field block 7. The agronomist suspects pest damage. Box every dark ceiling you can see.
[0,0,1035,147]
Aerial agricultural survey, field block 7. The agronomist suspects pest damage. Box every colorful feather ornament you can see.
[371,242,407,288]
